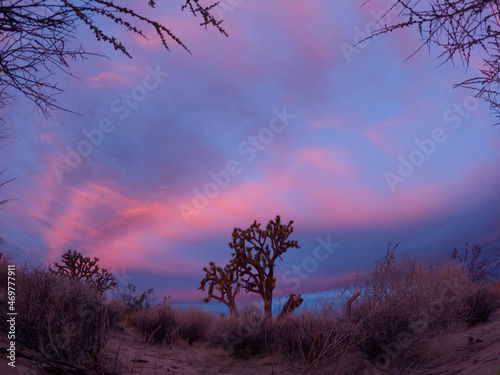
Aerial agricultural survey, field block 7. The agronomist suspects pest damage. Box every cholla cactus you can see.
[52,249,117,295]
[199,261,241,316]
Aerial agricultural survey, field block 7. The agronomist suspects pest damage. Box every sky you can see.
[1,0,500,313]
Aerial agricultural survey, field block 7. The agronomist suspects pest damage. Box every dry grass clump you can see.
[130,302,178,346]
[129,304,215,347]
[273,310,352,369]
[0,264,111,370]
[102,298,128,326]
[460,284,500,324]
[207,304,272,358]
[175,306,214,344]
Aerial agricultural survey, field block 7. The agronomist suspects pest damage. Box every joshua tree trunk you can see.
[228,299,238,317]
[264,298,273,320]
[263,270,277,319]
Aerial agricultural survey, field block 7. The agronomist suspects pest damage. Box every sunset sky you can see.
[1,0,500,312]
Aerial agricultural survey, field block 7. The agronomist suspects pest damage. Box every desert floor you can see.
[2,310,500,375]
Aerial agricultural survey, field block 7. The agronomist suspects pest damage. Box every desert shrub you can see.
[494,281,500,307]
[207,304,271,358]
[274,310,342,365]
[407,261,472,330]
[131,302,178,346]
[117,283,156,312]
[461,284,500,324]
[451,243,499,284]
[1,264,109,369]
[175,306,214,344]
[422,261,499,327]
[351,249,469,366]
[348,249,499,371]
[102,298,128,331]
[351,246,425,362]
[354,307,414,363]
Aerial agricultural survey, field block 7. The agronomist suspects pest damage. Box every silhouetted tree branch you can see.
[52,249,117,294]
[0,168,14,207]
[0,0,226,115]
[365,0,500,124]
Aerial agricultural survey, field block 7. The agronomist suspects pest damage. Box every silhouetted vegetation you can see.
[200,215,300,319]
[365,0,500,125]
[117,283,156,312]
[0,238,498,374]
[0,0,226,115]
[51,249,117,295]
[0,260,114,372]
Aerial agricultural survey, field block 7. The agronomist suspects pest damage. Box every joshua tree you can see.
[200,261,241,316]
[52,249,117,294]
[230,215,300,320]
[200,215,300,319]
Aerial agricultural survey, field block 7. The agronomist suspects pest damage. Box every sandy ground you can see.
[100,327,292,375]
[1,310,500,375]
[409,309,500,375]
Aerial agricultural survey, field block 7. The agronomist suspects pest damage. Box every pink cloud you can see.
[361,117,408,156]
[171,152,479,235]
[89,72,131,88]
[181,181,292,232]
[298,147,360,178]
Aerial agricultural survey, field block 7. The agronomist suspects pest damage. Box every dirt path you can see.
[101,327,291,375]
